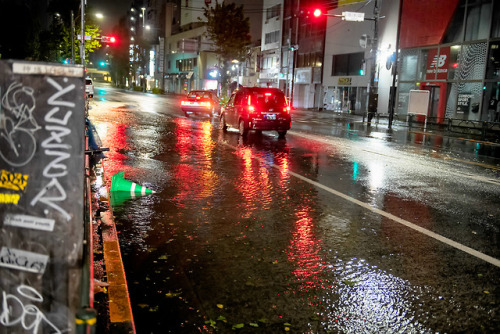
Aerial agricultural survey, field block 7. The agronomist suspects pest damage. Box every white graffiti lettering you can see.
[30,178,70,221]
[41,125,72,150]
[0,285,66,333]
[30,78,74,220]
[43,150,70,178]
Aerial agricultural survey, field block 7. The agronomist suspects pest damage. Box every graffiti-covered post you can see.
[0,60,85,333]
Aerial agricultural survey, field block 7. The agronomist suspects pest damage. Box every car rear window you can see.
[188,91,212,99]
[250,91,286,107]
[86,79,92,85]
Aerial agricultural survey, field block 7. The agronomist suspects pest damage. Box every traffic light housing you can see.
[101,36,116,43]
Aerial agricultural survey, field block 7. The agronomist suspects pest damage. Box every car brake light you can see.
[264,92,272,96]
[201,102,211,108]
[283,106,290,114]
[247,95,255,113]
[181,100,188,105]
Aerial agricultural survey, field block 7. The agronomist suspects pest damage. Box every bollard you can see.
[76,307,97,334]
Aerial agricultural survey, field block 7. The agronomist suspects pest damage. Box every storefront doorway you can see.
[421,83,446,122]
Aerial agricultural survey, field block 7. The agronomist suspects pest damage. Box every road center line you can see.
[222,141,500,268]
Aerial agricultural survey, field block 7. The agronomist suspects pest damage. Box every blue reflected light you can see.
[352,162,359,181]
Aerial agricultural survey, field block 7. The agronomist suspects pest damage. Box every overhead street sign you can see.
[77,34,91,41]
[343,11,365,21]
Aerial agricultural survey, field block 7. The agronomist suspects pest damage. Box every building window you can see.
[265,30,280,44]
[331,52,364,76]
[266,4,281,21]
[399,49,419,81]
[492,1,500,37]
[457,42,487,80]
[486,41,500,79]
[464,0,492,41]
[262,56,277,70]
[176,58,197,71]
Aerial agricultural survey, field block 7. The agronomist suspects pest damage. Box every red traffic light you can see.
[313,9,322,17]
[101,35,116,43]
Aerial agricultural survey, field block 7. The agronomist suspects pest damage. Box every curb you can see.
[93,165,136,333]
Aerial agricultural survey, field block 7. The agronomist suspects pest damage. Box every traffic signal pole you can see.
[367,0,379,124]
[388,0,403,128]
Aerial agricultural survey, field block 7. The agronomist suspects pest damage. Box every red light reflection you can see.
[171,119,217,206]
[99,123,134,183]
[288,203,324,291]
[235,148,272,218]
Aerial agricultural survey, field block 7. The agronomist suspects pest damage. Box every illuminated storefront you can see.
[397,0,500,122]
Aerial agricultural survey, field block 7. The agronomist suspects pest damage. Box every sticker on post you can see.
[4,214,55,232]
[12,62,84,77]
[0,247,49,274]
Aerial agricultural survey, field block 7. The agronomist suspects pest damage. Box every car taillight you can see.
[247,96,255,114]
[181,100,188,105]
[201,102,211,108]
[283,106,290,114]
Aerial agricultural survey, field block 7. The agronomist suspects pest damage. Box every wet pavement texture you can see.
[89,86,500,333]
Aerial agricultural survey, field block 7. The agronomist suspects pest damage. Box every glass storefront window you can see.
[396,83,417,115]
[443,0,466,44]
[492,1,500,37]
[486,42,500,79]
[457,43,487,80]
[446,83,458,118]
[418,49,428,81]
[448,45,461,80]
[399,49,418,81]
[454,82,483,120]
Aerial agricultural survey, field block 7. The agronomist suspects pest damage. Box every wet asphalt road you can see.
[89,86,500,333]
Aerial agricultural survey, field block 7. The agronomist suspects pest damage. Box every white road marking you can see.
[223,141,500,268]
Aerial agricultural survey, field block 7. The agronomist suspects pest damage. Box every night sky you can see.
[87,0,132,33]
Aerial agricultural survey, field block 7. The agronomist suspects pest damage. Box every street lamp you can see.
[141,7,146,28]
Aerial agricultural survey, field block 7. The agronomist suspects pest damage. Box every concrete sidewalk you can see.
[292,108,500,146]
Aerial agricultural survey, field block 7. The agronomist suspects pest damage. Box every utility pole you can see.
[80,0,85,65]
[388,0,403,128]
[367,0,379,124]
[290,0,300,108]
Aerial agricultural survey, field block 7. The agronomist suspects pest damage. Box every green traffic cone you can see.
[110,171,155,196]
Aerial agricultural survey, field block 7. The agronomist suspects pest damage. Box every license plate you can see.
[265,114,276,120]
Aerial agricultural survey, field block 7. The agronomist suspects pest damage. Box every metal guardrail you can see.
[77,120,97,334]
[407,115,500,141]
[362,112,500,142]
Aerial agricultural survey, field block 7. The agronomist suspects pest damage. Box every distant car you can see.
[85,78,94,98]
[220,87,291,138]
[181,90,221,117]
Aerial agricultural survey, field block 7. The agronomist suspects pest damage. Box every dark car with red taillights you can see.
[220,87,291,138]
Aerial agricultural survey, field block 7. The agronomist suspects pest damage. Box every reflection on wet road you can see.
[89,88,500,333]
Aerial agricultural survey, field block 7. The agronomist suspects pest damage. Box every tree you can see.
[203,2,251,96]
